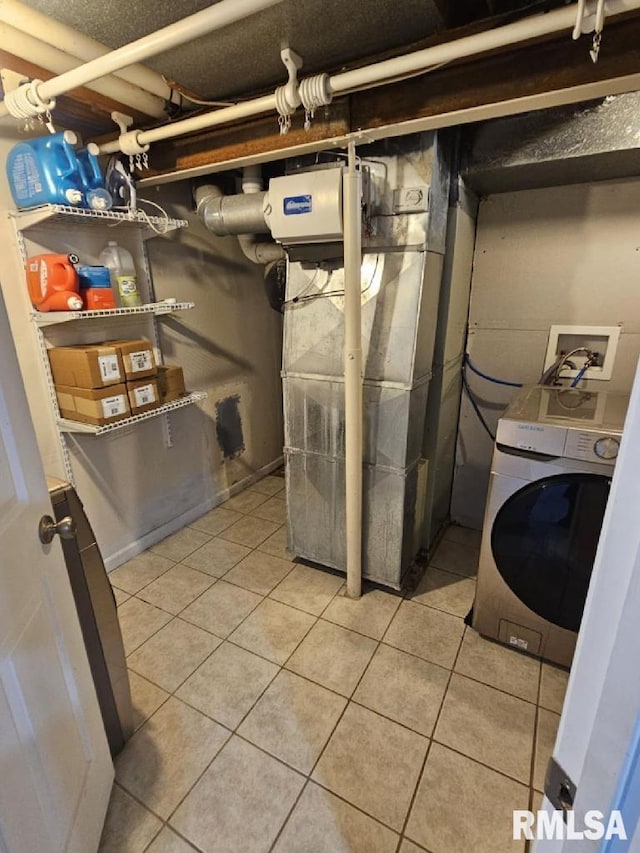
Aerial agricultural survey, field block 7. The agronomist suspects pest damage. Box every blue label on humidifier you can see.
[283,195,312,215]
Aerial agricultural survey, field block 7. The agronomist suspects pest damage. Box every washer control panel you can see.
[564,430,620,465]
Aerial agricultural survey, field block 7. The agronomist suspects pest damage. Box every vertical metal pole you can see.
[343,141,363,599]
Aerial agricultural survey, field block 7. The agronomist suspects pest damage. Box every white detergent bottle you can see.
[98,241,142,307]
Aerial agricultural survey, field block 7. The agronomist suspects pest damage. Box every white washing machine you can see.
[473,384,629,667]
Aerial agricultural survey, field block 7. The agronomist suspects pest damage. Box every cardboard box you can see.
[157,365,186,403]
[55,383,130,425]
[106,339,157,381]
[48,344,124,389]
[126,378,162,415]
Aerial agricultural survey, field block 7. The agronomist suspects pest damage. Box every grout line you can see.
[440,663,540,708]
[395,623,467,852]
[148,527,215,563]
[127,628,224,697]
[134,572,218,616]
[111,555,179,597]
[266,777,312,852]
[140,821,203,853]
[270,591,418,851]
[427,737,534,790]
[267,586,403,852]
[126,668,172,731]
[121,611,176,658]
[141,574,326,833]
[114,504,501,852]
[524,650,546,853]
[379,596,542,708]
[156,597,328,836]
[406,596,476,620]
[151,724,234,830]
[110,782,168,844]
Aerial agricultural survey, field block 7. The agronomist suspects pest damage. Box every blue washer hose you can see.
[464,353,523,388]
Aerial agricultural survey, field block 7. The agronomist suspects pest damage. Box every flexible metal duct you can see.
[195,178,284,264]
[194,185,269,236]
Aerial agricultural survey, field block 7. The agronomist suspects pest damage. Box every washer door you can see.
[491,473,611,633]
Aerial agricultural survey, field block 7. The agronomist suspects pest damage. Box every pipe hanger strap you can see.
[119,129,150,156]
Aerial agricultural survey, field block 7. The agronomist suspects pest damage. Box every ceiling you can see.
[20,0,559,102]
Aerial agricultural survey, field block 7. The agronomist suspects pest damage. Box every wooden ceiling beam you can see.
[431,0,492,28]
[139,13,640,181]
[351,13,640,131]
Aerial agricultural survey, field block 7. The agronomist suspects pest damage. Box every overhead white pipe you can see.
[0,0,285,119]
[237,234,285,264]
[0,0,171,103]
[0,23,167,117]
[327,0,638,94]
[99,94,278,153]
[96,0,640,156]
[343,141,363,600]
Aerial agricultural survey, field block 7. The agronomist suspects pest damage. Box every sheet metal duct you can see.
[195,185,270,235]
[463,91,640,193]
[282,132,450,589]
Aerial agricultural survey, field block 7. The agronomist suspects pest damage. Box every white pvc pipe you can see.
[0,0,171,102]
[0,0,285,119]
[0,23,166,117]
[238,234,285,264]
[99,94,278,153]
[343,141,363,600]
[96,0,640,156]
[242,164,264,195]
[328,0,626,94]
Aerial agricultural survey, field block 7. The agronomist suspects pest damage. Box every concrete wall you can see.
[451,177,640,530]
[0,120,284,568]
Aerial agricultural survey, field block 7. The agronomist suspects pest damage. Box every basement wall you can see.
[451,177,640,530]
[0,122,284,568]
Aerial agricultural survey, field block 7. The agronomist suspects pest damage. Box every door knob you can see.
[39,514,76,544]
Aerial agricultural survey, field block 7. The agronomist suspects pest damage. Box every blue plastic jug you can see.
[77,143,113,211]
[6,130,85,209]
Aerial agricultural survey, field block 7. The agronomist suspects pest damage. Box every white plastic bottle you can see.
[98,241,142,308]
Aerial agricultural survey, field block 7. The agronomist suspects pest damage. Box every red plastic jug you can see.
[26,253,83,312]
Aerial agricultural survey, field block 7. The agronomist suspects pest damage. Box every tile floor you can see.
[101,473,569,853]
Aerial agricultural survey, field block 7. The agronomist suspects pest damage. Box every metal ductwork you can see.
[463,91,640,193]
[195,170,285,266]
[194,185,270,236]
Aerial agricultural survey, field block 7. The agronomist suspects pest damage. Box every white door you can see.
[534,358,640,851]
[0,287,113,852]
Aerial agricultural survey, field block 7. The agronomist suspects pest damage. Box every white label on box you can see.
[101,395,127,419]
[98,354,121,381]
[133,384,156,407]
[129,350,153,373]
